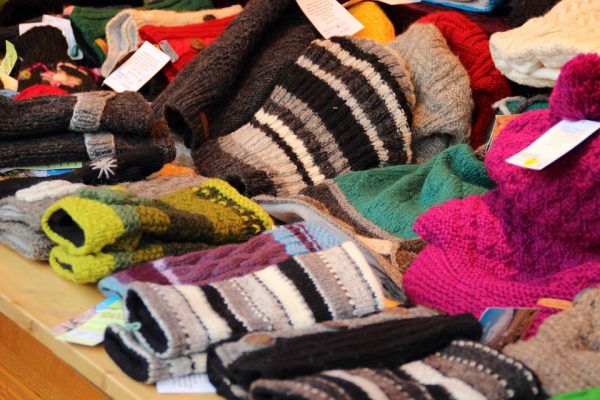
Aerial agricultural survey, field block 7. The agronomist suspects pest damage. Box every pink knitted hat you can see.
[404,54,600,335]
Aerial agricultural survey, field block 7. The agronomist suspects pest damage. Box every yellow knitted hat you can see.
[350,1,395,44]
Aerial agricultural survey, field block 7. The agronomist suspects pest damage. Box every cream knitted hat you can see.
[101,5,242,76]
[490,0,600,87]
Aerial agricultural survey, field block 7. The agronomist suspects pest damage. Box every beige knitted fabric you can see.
[101,5,243,76]
[490,0,600,87]
[388,23,473,163]
[503,288,600,396]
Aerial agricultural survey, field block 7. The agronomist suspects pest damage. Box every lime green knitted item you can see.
[298,144,494,240]
[42,178,273,283]
[70,0,214,65]
[552,387,600,400]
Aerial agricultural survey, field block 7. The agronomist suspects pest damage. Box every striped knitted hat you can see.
[194,36,415,197]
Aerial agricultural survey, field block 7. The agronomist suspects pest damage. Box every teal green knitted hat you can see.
[70,0,214,65]
[259,144,495,241]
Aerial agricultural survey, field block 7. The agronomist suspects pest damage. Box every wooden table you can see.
[0,245,221,400]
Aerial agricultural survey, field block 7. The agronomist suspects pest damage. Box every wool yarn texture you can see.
[108,242,383,368]
[152,0,317,147]
[387,23,472,162]
[490,0,600,87]
[508,0,562,27]
[250,340,544,400]
[503,288,600,396]
[207,311,480,399]
[417,12,512,149]
[194,36,415,197]
[349,1,395,44]
[41,178,273,283]
[14,84,70,99]
[293,144,493,241]
[420,0,508,12]
[403,54,600,335]
[101,5,242,76]
[138,13,237,82]
[98,221,343,298]
[69,0,215,66]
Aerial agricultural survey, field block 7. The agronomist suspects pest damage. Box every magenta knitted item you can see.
[98,222,343,298]
[404,54,600,336]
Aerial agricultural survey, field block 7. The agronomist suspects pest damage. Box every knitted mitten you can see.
[195,36,415,197]
[105,306,439,384]
[0,91,152,138]
[207,311,480,398]
[250,340,544,400]
[101,6,242,76]
[14,26,98,93]
[121,241,384,359]
[503,288,600,396]
[42,178,273,255]
[98,221,343,298]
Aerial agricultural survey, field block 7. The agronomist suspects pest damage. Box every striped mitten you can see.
[121,241,385,359]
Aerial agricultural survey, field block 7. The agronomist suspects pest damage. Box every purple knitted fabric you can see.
[403,54,600,336]
[98,222,343,297]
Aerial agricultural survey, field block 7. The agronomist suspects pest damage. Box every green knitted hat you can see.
[70,0,214,65]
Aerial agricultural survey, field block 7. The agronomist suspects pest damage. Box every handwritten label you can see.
[506,119,600,170]
[297,0,364,39]
[103,42,170,93]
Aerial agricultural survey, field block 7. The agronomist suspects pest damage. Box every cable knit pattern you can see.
[403,54,600,336]
[101,5,242,76]
[490,0,600,87]
[417,12,512,148]
[98,222,343,298]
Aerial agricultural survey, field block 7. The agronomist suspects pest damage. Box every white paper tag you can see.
[19,15,83,60]
[506,119,600,170]
[103,42,170,93]
[156,375,216,394]
[296,0,364,39]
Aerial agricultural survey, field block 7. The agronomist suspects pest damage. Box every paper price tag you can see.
[297,0,364,39]
[103,42,170,93]
[156,375,216,394]
[506,119,600,170]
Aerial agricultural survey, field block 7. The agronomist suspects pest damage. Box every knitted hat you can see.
[14,26,98,93]
[289,144,493,241]
[106,306,439,384]
[69,0,214,66]
[508,0,562,27]
[250,340,543,400]
[490,0,600,88]
[194,36,415,197]
[503,288,600,396]
[388,23,473,162]
[117,241,384,360]
[205,7,318,140]
[98,221,344,298]
[0,145,169,199]
[42,179,273,282]
[152,0,318,146]
[403,54,600,335]
[417,12,512,148]
[138,13,237,82]
[101,5,242,76]
[421,0,509,13]
[207,313,481,399]
[349,1,395,44]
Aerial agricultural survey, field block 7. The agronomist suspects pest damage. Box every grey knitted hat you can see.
[388,23,473,163]
[194,36,415,197]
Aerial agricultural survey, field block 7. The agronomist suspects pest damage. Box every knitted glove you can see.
[98,221,343,298]
[0,91,152,138]
[250,340,544,400]
[121,242,384,359]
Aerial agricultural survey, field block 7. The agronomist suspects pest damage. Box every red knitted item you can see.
[139,14,237,82]
[418,12,512,148]
[14,84,70,100]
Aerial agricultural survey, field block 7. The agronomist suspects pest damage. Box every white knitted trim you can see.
[16,180,85,202]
